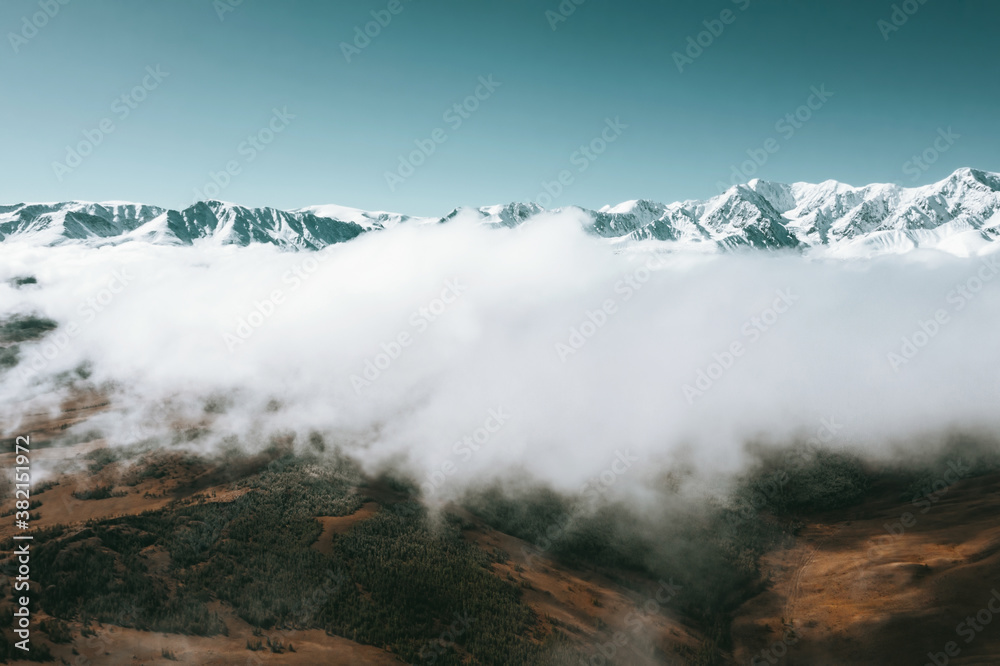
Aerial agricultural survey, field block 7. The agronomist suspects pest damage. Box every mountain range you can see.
[3,167,999,257]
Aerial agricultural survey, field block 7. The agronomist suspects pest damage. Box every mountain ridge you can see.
[3,168,999,258]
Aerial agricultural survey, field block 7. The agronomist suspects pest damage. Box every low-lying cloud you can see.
[2,213,999,499]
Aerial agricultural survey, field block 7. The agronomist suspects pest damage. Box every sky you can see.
[1,0,998,216]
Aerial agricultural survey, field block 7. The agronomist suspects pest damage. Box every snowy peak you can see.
[595,168,1000,255]
[292,204,418,232]
[143,201,367,249]
[0,201,164,244]
[2,168,999,257]
[441,202,545,228]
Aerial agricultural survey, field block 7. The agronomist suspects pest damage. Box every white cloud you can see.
[2,215,999,498]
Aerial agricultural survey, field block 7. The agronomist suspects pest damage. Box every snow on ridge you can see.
[2,168,999,256]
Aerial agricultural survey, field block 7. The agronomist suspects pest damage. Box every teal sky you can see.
[1,0,997,215]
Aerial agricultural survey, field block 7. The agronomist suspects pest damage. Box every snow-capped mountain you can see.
[2,168,999,257]
[124,202,369,249]
[0,201,166,245]
[591,168,1000,256]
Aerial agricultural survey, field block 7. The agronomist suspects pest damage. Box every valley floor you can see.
[2,395,999,665]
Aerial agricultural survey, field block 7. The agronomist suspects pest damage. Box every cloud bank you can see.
[2,213,999,498]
